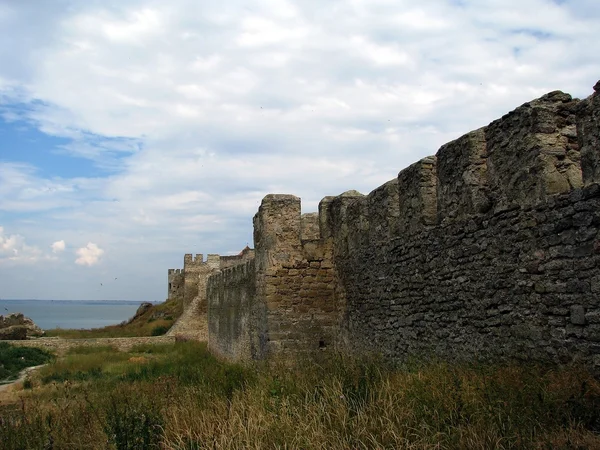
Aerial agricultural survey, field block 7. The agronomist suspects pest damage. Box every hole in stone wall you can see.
[169,283,172,290]
[319,339,326,349]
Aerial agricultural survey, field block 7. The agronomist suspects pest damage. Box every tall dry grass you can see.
[161,357,600,449]
[1,342,599,449]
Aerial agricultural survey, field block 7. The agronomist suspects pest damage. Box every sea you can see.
[0,300,155,331]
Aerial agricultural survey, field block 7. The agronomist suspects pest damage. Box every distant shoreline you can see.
[1,299,160,303]
[0,300,154,330]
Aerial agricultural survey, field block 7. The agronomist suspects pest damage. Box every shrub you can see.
[0,343,53,381]
[150,326,169,336]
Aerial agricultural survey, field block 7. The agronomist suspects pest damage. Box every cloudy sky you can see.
[0,0,598,301]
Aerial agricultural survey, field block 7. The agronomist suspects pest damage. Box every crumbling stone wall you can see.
[325,82,600,368]
[332,185,600,366]
[197,81,600,368]
[252,195,338,354]
[436,128,490,221]
[220,246,255,269]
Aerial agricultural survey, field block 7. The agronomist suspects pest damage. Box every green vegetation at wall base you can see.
[1,342,599,449]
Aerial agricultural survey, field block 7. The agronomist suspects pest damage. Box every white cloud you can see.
[237,16,308,47]
[0,0,599,299]
[350,36,414,67]
[0,162,104,214]
[75,243,104,266]
[0,226,44,264]
[51,240,66,253]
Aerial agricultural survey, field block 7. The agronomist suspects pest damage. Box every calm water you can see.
[0,300,153,330]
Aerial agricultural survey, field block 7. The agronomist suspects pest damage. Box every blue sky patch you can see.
[0,115,102,178]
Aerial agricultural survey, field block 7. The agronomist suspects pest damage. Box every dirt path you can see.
[0,364,45,404]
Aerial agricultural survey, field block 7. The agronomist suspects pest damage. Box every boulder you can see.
[0,325,28,340]
[0,313,45,340]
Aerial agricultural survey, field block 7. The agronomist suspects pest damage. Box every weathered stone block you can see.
[586,310,600,324]
[486,91,582,209]
[301,213,320,241]
[254,194,302,272]
[367,178,400,242]
[318,196,336,239]
[577,81,600,185]
[328,190,366,257]
[570,305,586,325]
[303,241,324,260]
[397,156,438,234]
[437,128,491,221]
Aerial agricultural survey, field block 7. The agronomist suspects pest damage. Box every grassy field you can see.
[43,297,183,339]
[1,341,599,449]
[0,343,53,383]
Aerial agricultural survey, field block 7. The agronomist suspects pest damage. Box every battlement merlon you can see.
[184,253,209,266]
[253,194,303,271]
[436,128,489,222]
[397,156,438,235]
[485,91,582,210]
[265,87,595,252]
[318,196,336,240]
[207,254,220,269]
[366,178,399,243]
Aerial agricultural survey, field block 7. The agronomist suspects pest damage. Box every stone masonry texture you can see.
[207,259,262,360]
[7,336,175,356]
[485,91,582,210]
[167,249,255,343]
[167,269,184,300]
[578,81,600,184]
[183,81,600,369]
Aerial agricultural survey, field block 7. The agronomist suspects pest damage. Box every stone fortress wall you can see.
[207,196,339,360]
[324,87,599,367]
[168,248,255,306]
[167,269,184,300]
[167,248,255,340]
[179,81,600,368]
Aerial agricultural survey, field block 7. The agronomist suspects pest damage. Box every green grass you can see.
[0,343,53,383]
[1,342,599,449]
[44,297,183,339]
